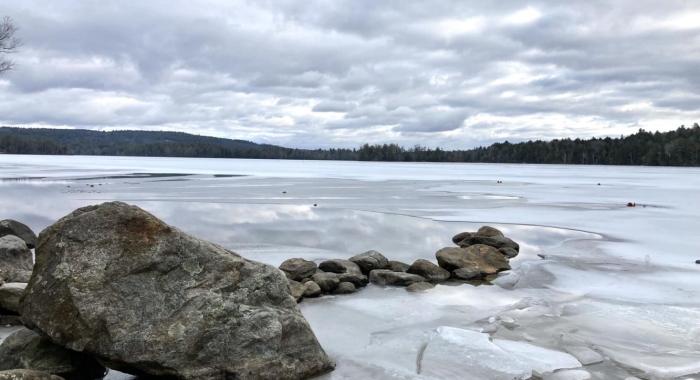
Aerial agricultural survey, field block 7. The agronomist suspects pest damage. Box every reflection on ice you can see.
[0,156,699,379]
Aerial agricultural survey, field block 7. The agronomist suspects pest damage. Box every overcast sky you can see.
[0,1,699,149]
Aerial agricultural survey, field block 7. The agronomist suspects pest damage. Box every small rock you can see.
[279,258,317,281]
[369,269,426,287]
[311,272,340,293]
[476,226,504,238]
[348,250,389,274]
[0,220,38,249]
[0,282,26,314]
[405,282,435,292]
[337,272,368,288]
[386,260,410,272]
[0,370,64,380]
[498,316,519,329]
[695,259,700,264]
[303,281,322,298]
[0,327,106,379]
[407,259,450,283]
[452,265,481,280]
[288,280,306,302]
[451,231,473,244]
[499,247,519,258]
[436,245,511,275]
[319,259,362,275]
[334,282,357,294]
[457,235,520,252]
[0,235,33,283]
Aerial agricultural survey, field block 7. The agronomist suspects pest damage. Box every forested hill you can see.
[1,124,699,166]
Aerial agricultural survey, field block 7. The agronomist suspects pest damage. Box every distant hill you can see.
[1,124,699,166]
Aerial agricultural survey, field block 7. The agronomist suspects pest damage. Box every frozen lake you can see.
[1,154,699,380]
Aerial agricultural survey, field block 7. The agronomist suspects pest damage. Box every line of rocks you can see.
[281,225,519,302]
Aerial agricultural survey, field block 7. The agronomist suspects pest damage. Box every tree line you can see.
[0,124,699,166]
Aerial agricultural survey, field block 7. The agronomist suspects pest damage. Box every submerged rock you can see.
[369,269,426,286]
[386,260,410,272]
[0,282,26,314]
[279,258,317,281]
[0,369,64,380]
[0,235,33,283]
[348,250,389,274]
[436,245,511,276]
[0,220,38,249]
[21,202,334,380]
[0,327,106,379]
[407,259,450,283]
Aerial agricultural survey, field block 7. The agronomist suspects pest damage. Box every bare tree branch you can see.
[0,16,20,74]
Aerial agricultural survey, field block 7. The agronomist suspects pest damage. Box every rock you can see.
[337,272,368,288]
[21,202,334,380]
[406,282,434,292]
[452,265,481,280]
[348,250,388,274]
[0,315,22,326]
[695,259,700,264]
[303,281,322,298]
[476,226,504,238]
[288,280,306,302]
[407,259,450,283]
[386,260,410,272]
[318,259,362,275]
[436,245,511,276]
[457,235,520,252]
[333,282,357,294]
[369,269,426,286]
[451,231,473,244]
[0,220,38,249]
[499,247,519,258]
[0,235,33,283]
[0,283,26,314]
[279,258,317,281]
[0,370,64,380]
[0,327,106,379]
[311,272,340,293]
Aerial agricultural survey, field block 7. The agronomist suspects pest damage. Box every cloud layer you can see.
[0,1,699,148]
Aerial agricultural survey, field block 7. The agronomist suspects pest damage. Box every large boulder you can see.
[0,282,26,314]
[369,270,426,287]
[436,245,511,276]
[407,259,450,283]
[0,220,38,249]
[0,370,64,380]
[0,327,105,379]
[0,235,33,282]
[348,250,388,274]
[20,202,334,380]
[279,258,317,281]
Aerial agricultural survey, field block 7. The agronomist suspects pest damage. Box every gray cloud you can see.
[0,0,698,149]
